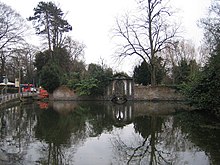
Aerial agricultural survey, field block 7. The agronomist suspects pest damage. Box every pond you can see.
[0,101,219,165]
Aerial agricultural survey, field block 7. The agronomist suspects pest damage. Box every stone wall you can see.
[51,86,104,101]
[133,85,184,101]
[51,85,185,101]
[52,86,77,100]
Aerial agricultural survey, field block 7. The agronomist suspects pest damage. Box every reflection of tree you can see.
[1,101,219,164]
[0,103,38,164]
[35,106,88,164]
[80,102,115,136]
[34,102,118,164]
[133,116,163,138]
[111,110,220,165]
[35,108,72,144]
[112,115,173,164]
[174,111,220,165]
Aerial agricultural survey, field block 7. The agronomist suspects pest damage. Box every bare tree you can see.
[165,40,197,66]
[113,0,180,85]
[61,36,86,73]
[0,2,28,77]
[6,44,38,83]
[163,39,199,84]
[63,36,85,62]
[197,44,210,66]
[199,0,220,51]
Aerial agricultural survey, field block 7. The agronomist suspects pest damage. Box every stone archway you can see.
[114,80,125,96]
[106,74,134,102]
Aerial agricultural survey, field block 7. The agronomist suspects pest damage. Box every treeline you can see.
[30,1,115,95]
[114,0,220,117]
[184,0,220,116]
[133,40,200,86]
[0,0,219,116]
[0,1,115,96]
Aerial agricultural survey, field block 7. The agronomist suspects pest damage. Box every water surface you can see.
[0,101,219,165]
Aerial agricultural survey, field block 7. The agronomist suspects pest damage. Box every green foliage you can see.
[75,63,113,96]
[30,1,91,94]
[133,58,165,85]
[133,61,151,85]
[34,47,76,92]
[173,59,190,84]
[28,1,72,49]
[40,61,61,93]
[63,72,81,89]
[184,1,220,117]
[172,59,199,85]
[88,63,113,95]
[53,47,71,72]
[76,77,98,96]
[34,50,51,74]
[186,46,220,114]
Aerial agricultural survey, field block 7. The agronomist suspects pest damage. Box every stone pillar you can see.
[129,81,132,95]
[124,80,127,95]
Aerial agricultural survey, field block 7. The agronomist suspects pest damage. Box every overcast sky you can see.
[1,0,211,74]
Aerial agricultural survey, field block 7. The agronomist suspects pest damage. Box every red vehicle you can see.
[21,84,36,92]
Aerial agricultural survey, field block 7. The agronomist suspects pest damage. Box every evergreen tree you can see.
[171,59,200,85]
[187,45,220,114]
[133,62,151,85]
[133,57,166,85]
[28,1,72,52]
[40,61,61,93]
[29,1,75,93]
[185,0,220,117]
[76,63,113,96]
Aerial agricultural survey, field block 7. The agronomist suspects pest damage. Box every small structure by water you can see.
[106,74,134,103]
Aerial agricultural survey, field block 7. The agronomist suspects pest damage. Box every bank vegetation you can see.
[0,1,219,118]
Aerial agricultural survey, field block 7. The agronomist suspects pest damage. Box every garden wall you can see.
[133,85,184,101]
[51,85,185,101]
[51,86,103,101]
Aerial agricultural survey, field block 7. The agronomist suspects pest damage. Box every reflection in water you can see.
[111,116,199,165]
[0,101,219,164]
[107,103,133,127]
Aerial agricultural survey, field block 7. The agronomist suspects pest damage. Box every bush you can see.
[186,46,220,114]
[40,62,61,93]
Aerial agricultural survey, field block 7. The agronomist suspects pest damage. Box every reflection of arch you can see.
[111,105,133,127]
[116,109,124,121]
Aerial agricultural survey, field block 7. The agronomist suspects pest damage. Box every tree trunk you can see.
[149,56,157,87]
[148,1,156,86]
[151,64,156,86]
[45,11,52,57]
[149,116,156,165]
[0,55,6,76]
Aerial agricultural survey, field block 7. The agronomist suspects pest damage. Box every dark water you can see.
[0,101,219,165]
